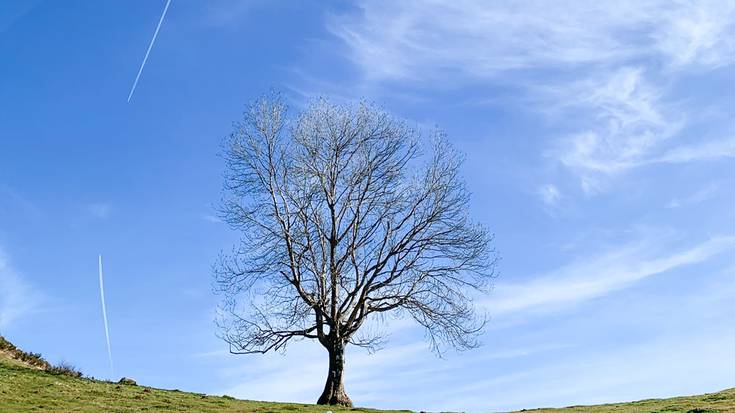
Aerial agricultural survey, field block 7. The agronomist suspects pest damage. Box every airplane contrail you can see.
[98,254,114,377]
[127,0,172,102]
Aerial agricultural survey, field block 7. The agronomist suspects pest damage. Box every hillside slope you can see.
[517,389,735,412]
[1,337,733,412]
[0,337,399,413]
[0,355,399,413]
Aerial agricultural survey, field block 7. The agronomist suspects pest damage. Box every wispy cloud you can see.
[667,183,719,209]
[330,1,735,192]
[214,338,562,409]
[654,137,735,164]
[554,67,681,175]
[450,329,735,412]
[0,246,43,330]
[331,1,735,82]
[210,250,735,412]
[201,214,221,224]
[487,235,735,317]
[653,2,735,69]
[331,1,635,82]
[538,184,561,207]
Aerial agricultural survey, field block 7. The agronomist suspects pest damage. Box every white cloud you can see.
[556,67,681,177]
[209,252,735,412]
[538,184,561,207]
[214,337,567,410]
[654,137,735,164]
[201,214,221,224]
[330,1,735,191]
[453,329,735,412]
[487,235,735,317]
[667,183,719,208]
[476,266,735,412]
[331,1,636,82]
[331,1,735,82]
[546,68,733,189]
[653,1,735,69]
[0,246,42,330]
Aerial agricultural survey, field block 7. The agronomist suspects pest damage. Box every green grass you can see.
[515,389,735,412]
[0,359,406,413]
[1,339,734,412]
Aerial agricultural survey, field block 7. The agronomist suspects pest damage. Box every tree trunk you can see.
[317,341,352,406]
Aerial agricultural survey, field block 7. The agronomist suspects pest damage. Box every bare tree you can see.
[214,93,496,406]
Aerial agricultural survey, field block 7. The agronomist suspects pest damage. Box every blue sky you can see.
[1,1,735,411]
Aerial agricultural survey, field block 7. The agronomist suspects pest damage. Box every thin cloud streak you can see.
[98,255,114,377]
[488,235,735,317]
[667,183,719,209]
[654,138,735,164]
[127,0,172,103]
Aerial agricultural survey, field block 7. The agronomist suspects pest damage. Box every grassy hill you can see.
[517,390,735,413]
[1,337,734,412]
[0,336,401,413]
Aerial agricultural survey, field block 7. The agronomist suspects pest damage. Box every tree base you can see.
[317,391,353,407]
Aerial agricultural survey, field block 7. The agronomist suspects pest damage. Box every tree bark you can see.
[316,341,352,406]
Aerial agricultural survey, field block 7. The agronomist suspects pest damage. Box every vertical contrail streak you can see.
[98,254,114,377]
[127,0,172,102]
